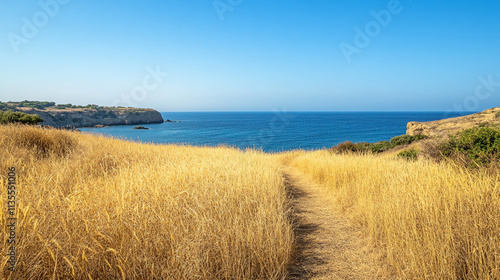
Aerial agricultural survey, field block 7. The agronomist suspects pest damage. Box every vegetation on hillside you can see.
[437,126,500,168]
[285,150,500,279]
[396,148,419,160]
[332,124,500,169]
[0,110,43,125]
[0,100,145,111]
[0,125,293,279]
[331,134,427,154]
[12,100,56,109]
[2,122,500,279]
[0,102,15,111]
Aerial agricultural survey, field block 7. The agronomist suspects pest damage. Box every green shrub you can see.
[13,100,55,109]
[390,134,427,146]
[0,102,15,110]
[332,134,428,155]
[0,111,43,125]
[397,149,419,161]
[371,141,393,153]
[54,103,74,109]
[439,126,500,167]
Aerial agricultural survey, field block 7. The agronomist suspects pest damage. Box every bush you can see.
[419,138,441,160]
[55,103,74,109]
[397,149,419,161]
[389,134,427,146]
[332,134,428,155]
[14,100,55,109]
[0,102,15,110]
[370,141,393,153]
[331,141,366,154]
[439,126,500,168]
[0,111,43,125]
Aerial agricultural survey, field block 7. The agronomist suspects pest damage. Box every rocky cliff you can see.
[18,107,164,128]
[407,107,500,136]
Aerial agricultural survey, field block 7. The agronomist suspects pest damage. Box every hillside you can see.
[407,107,500,136]
[2,125,498,279]
[0,125,292,279]
[1,101,164,127]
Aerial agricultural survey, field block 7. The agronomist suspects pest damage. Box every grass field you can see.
[286,150,500,279]
[1,125,499,279]
[0,125,293,279]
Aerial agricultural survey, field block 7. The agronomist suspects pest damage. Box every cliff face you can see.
[407,107,500,136]
[19,107,164,128]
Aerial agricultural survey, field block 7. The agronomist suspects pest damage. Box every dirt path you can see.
[285,169,387,280]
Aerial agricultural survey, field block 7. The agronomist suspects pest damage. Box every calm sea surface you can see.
[79,112,468,152]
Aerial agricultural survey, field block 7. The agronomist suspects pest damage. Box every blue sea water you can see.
[79,112,469,152]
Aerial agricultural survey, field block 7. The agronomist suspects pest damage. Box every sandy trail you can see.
[285,169,388,280]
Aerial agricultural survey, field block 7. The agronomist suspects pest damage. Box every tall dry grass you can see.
[286,150,500,279]
[0,125,293,279]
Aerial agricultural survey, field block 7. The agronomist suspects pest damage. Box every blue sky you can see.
[1,0,500,111]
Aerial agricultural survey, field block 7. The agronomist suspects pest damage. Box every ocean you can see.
[79,112,468,152]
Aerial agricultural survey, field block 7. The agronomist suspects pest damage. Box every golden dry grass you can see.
[2,124,500,279]
[286,150,500,279]
[0,125,293,279]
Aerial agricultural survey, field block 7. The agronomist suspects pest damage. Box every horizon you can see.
[0,100,482,114]
[159,110,480,113]
[2,1,500,112]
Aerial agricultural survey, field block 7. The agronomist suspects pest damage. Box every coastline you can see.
[19,107,164,128]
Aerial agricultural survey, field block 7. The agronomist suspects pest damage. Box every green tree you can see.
[0,111,43,125]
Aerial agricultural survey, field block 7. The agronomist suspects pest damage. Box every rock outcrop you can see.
[407,107,500,136]
[18,107,164,128]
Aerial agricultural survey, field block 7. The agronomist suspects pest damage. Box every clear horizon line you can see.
[157,110,480,113]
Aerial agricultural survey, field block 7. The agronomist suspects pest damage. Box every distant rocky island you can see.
[0,101,164,128]
[407,107,500,137]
